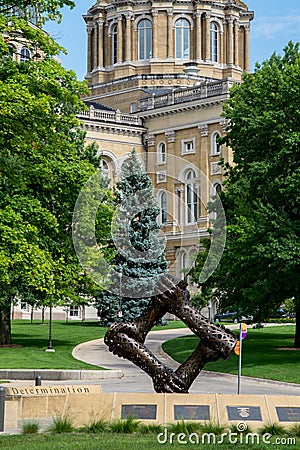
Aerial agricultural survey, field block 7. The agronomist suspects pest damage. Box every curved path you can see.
[73,327,300,396]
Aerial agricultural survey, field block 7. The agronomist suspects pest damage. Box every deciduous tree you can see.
[192,42,300,347]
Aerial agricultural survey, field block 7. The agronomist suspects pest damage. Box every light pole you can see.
[45,276,55,352]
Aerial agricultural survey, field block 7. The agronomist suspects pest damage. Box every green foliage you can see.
[230,424,253,434]
[138,423,164,434]
[288,423,300,437]
[192,42,300,346]
[0,7,114,343]
[96,149,168,325]
[48,416,74,433]
[200,422,226,435]
[258,423,287,436]
[22,420,40,434]
[0,1,75,24]
[80,419,109,434]
[110,417,141,434]
[167,420,203,434]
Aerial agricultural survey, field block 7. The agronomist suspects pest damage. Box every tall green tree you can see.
[0,1,112,344]
[192,42,300,347]
[96,150,168,325]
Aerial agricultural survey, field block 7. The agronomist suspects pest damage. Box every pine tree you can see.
[96,149,168,325]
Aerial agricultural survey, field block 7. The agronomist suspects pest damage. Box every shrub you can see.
[110,416,140,434]
[288,423,300,437]
[200,422,227,435]
[80,418,109,433]
[22,420,40,434]
[48,416,74,433]
[139,423,164,434]
[259,423,286,436]
[167,420,202,434]
[230,424,253,434]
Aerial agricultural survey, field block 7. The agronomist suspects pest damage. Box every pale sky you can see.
[45,0,300,81]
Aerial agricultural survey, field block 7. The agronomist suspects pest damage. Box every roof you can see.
[84,101,115,112]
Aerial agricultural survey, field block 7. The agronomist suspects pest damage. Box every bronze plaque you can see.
[276,407,300,422]
[121,404,157,420]
[174,405,210,420]
[226,406,262,421]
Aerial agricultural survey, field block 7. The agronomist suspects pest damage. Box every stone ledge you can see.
[0,369,124,381]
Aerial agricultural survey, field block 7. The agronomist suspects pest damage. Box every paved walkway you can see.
[73,326,300,396]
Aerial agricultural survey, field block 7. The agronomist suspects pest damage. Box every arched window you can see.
[138,19,152,60]
[175,19,190,60]
[157,142,166,164]
[211,132,221,155]
[157,191,167,225]
[100,158,110,178]
[20,47,30,63]
[112,24,118,64]
[185,169,199,224]
[210,22,218,62]
[214,183,222,195]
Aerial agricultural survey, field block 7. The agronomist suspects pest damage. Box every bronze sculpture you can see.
[105,274,237,393]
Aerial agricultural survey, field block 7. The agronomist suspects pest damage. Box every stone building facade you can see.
[12,0,254,320]
[81,0,254,297]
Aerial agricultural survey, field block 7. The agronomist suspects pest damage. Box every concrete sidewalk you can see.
[72,326,300,396]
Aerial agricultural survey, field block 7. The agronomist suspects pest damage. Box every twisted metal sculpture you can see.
[104,275,237,393]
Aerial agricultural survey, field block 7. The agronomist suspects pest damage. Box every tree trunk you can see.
[31,305,34,324]
[294,301,300,348]
[0,303,12,345]
[41,306,45,325]
[81,305,85,322]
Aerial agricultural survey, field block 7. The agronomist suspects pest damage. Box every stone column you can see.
[131,16,134,61]
[132,21,137,61]
[98,19,104,67]
[152,9,158,59]
[167,9,173,59]
[117,15,123,63]
[234,20,239,66]
[93,21,98,69]
[221,19,226,65]
[103,23,108,67]
[87,25,93,73]
[204,13,211,61]
[227,17,234,65]
[125,13,132,62]
[244,24,250,72]
[220,30,224,64]
[195,12,202,61]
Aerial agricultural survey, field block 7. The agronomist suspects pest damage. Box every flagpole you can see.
[237,323,242,394]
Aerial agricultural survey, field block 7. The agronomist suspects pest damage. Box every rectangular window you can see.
[182,139,195,154]
[70,306,79,317]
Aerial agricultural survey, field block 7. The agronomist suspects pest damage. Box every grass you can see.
[0,319,185,371]
[162,325,300,384]
[0,320,107,370]
[22,420,40,434]
[110,417,141,434]
[259,423,287,436]
[80,419,109,433]
[48,417,75,434]
[0,430,298,450]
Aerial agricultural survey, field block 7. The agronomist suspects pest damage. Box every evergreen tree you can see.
[96,150,168,325]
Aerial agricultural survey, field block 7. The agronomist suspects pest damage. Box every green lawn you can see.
[0,320,186,370]
[0,320,107,370]
[0,432,298,450]
[162,325,300,384]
